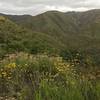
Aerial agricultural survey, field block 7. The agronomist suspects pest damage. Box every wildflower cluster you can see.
[5,63,16,69]
[0,62,16,79]
[0,52,99,100]
[54,57,71,73]
[53,56,77,77]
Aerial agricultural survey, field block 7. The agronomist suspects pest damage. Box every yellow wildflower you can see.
[2,72,7,77]
[6,62,16,69]
[7,77,12,79]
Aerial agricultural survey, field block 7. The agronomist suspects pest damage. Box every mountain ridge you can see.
[0,9,100,64]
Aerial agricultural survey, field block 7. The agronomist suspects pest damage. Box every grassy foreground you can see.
[0,52,100,100]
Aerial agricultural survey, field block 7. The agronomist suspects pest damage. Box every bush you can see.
[0,52,99,100]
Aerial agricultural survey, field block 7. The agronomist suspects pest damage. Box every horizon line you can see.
[0,8,100,16]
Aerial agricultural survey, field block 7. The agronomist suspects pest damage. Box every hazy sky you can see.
[0,0,100,15]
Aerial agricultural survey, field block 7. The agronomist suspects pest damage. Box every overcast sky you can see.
[0,0,100,15]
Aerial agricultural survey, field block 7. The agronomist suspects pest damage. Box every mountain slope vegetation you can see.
[0,16,64,57]
[2,9,100,50]
[0,9,100,100]
[1,9,100,64]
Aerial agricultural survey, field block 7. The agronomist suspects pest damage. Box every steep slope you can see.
[0,16,64,57]
[2,9,100,50]
[0,9,100,64]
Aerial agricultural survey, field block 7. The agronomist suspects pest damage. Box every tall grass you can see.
[0,52,100,100]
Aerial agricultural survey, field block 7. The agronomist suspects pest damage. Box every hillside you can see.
[0,10,100,100]
[1,9,100,49]
[0,16,64,57]
[0,9,100,63]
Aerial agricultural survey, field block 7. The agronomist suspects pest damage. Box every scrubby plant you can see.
[0,52,99,100]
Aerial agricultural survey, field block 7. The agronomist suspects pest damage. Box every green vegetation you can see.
[0,52,100,100]
[1,9,100,65]
[0,9,100,99]
[0,16,63,58]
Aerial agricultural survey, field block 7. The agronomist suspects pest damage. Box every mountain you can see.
[0,15,64,57]
[0,9,100,64]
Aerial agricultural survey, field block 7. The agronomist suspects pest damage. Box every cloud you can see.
[0,0,100,15]
[45,5,89,12]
